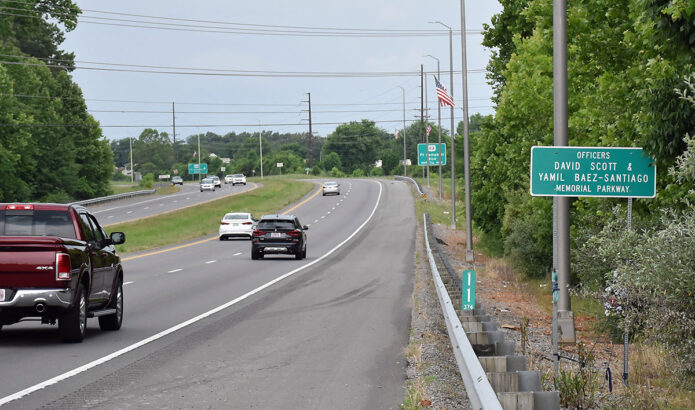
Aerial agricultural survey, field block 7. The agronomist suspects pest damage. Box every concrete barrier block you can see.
[497,392,534,410]
[462,321,483,333]
[487,371,519,393]
[506,355,528,372]
[533,391,560,410]
[496,340,517,356]
[517,370,541,392]
[479,356,507,373]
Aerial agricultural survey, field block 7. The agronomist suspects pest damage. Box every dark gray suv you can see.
[251,214,308,260]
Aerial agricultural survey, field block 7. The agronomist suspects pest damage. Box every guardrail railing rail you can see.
[71,189,156,207]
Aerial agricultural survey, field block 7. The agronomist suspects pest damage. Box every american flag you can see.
[426,124,432,137]
[395,130,400,140]
[434,76,455,107]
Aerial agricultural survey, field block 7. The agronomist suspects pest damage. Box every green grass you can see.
[109,182,141,195]
[109,177,314,255]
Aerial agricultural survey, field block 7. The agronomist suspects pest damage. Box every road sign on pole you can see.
[188,163,208,174]
[530,146,656,198]
[417,143,447,166]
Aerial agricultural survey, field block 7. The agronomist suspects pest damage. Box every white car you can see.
[224,175,235,184]
[230,174,246,186]
[219,212,256,240]
[322,181,340,196]
[200,177,216,192]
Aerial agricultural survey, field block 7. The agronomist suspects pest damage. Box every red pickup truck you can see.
[0,203,126,342]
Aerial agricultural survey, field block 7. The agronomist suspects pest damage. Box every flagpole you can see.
[424,67,430,189]
[426,54,443,201]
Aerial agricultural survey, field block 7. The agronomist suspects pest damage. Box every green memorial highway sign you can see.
[417,143,446,166]
[530,146,656,198]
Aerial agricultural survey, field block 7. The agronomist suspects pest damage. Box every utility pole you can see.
[197,132,201,181]
[172,102,177,163]
[460,0,473,262]
[553,0,575,345]
[420,64,425,181]
[307,92,313,168]
[424,64,430,188]
[397,86,407,176]
[129,137,133,184]
[258,121,264,179]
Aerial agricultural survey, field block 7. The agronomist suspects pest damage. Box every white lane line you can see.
[205,260,217,264]
[173,200,178,203]
[108,215,114,218]
[126,211,133,214]
[186,197,190,200]
[123,281,134,286]
[167,269,182,273]
[314,220,319,223]
[321,215,326,219]
[331,207,336,210]
[0,181,383,408]
[233,252,242,256]
[327,211,331,215]
[144,207,149,210]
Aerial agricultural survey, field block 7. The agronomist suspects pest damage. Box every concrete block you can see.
[479,356,507,373]
[462,321,483,333]
[533,391,560,410]
[487,371,519,393]
[506,355,528,372]
[496,340,517,356]
[517,370,541,392]
[482,321,499,331]
[497,392,534,410]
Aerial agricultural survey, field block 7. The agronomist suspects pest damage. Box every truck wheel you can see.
[59,283,87,343]
[99,278,123,331]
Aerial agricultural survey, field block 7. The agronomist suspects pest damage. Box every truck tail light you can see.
[56,253,71,280]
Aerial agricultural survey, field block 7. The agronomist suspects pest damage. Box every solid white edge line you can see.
[0,179,383,407]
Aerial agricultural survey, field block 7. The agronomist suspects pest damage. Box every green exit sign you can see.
[530,147,656,198]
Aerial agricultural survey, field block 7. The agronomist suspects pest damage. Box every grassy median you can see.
[108,177,315,255]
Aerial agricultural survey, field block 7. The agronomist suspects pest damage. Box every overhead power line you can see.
[0,57,486,78]
[0,4,482,37]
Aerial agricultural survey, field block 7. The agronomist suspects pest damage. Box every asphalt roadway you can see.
[0,179,416,409]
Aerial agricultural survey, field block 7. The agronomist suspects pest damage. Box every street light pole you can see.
[425,54,442,201]
[431,20,456,228]
[460,0,473,262]
[397,85,407,176]
[258,121,264,179]
[129,137,133,184]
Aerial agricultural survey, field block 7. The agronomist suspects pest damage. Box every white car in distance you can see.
[219,212,256,240]
[200,177,216,192]
[230,174,246,186]
[322,181,340,196]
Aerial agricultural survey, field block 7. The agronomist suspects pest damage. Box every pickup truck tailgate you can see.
[0,237,62,287]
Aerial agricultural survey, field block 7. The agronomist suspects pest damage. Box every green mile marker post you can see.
[462,269,476,310]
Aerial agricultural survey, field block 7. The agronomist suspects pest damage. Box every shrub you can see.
[351,168,365,177]
[330,167,344,178]
[311,165,321,176]
[139,173,155,189]
[370,167,384,177]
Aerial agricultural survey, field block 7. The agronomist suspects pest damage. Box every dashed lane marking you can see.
[205,260,217,264]
[167,269,182,273]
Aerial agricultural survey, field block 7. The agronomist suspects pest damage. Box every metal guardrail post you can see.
[423,213,502,410]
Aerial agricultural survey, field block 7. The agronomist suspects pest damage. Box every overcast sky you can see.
[61,0,502,142]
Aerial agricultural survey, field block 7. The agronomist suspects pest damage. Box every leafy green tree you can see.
[322,120,390,173]
[320,152,342,172]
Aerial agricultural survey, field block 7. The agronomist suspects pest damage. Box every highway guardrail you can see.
[395,175,426,199]
[71,189,156,206]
